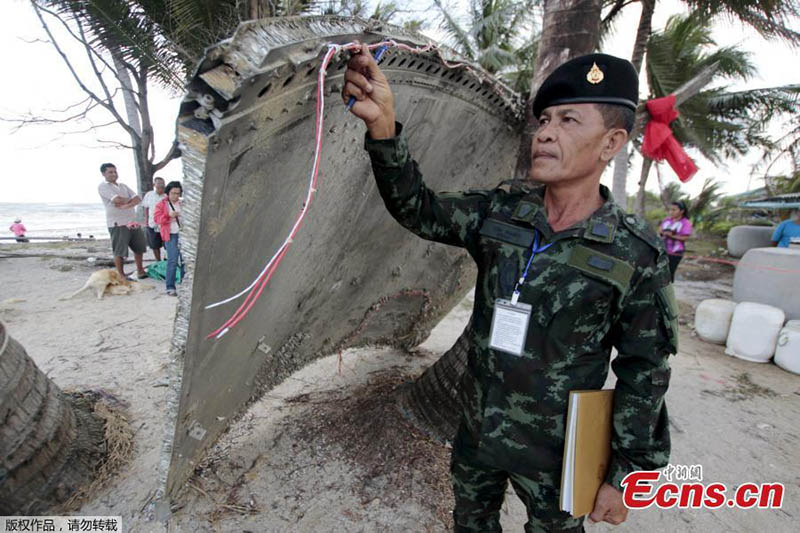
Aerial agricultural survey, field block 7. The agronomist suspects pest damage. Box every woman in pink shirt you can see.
[9,218,28,243]
[657,201,692,281]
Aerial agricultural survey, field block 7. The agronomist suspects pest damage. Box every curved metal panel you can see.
[160,16,523,501]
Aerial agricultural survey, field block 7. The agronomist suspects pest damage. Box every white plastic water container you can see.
[694,299,737,344]
[733,247,800,320]
[725,302,785,363]
[726,225,775,258]
[774,320,800,375]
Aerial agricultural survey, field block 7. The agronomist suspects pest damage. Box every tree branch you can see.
[1,98,102,133]
[76,16,119,113]
[136,63,154,162]
[32,2,122,88]
[602,0,635,25]
[96,138,134,150]
[59,121,119,135]
[43,95,95,115]
[30,1,136,138]
[18,36,50,45]
[153,141,181,171]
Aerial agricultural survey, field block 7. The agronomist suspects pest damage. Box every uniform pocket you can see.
[655,284,680,353]
[650,366,671,396]
[477,235,526,301]
[525,272,616,355]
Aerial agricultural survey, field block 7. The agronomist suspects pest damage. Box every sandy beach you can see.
[1,241,798,532]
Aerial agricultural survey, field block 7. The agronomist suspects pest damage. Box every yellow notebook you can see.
[559,389,614,518]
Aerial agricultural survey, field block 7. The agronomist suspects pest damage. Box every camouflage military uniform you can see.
[365,124,678,532]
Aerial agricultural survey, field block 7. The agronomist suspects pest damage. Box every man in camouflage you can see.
[343,47,678,531]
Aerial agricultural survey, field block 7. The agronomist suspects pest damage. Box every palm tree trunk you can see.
[110,51,151,199]
[398,321,471,441]
[0,321,106,514]
[634,156,653,216]
[630,0,655,72]
[514,0,603,180]
[611,149,631,208]
[611,0,655,206]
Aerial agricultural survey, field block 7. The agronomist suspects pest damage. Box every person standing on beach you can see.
[344,47,677,531]
[142,177,166,261]
[9,218,28,243]
[153,181,185,296]
[97,163,148,280]
[657,201,692,281]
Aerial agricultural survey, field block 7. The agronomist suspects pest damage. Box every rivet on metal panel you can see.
[257,335,272,355]
[188,421,207,441]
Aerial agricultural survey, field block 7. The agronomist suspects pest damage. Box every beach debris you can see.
[159,14,522,503]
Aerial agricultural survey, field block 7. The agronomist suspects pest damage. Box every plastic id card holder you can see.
[489,298,532,356]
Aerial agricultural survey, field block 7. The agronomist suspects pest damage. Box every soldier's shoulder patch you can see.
[620,213,663,254]
[495,179,533,195]
[437,188,491,200]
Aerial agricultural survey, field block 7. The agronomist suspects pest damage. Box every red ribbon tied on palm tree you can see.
[641,94,698,183]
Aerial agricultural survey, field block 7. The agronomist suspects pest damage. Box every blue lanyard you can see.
[511,229,553,304]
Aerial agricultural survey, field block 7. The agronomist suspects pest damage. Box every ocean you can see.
[0,202,110,241]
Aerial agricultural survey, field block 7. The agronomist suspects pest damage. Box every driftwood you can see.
[0,252,118,267]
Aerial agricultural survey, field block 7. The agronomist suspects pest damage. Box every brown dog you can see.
[61,269,132,300]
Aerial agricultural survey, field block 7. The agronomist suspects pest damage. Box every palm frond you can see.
[684,0,800,46]
[432,0,475,59]
[689,178,724,221]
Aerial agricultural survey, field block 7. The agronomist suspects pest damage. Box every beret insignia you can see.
[586,62,604,84]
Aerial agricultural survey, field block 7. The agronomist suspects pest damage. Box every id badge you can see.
[489,298,532,356]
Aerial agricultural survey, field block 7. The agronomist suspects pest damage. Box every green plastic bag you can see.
[146,260,182,282]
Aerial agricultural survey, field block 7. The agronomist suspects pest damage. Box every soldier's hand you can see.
[588,483,628,525]
[342,43,395,139]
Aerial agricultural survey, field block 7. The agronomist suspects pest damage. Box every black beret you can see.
[532,53,639,118]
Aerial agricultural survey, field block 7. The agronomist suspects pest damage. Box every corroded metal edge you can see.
[151,126,207,519]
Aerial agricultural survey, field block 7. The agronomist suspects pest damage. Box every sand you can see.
[1,243,798,532]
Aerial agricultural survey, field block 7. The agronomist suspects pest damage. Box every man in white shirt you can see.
[142,177,166,261]
[97,163,148,280]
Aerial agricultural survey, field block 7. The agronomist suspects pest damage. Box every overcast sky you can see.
[0,0,796,204]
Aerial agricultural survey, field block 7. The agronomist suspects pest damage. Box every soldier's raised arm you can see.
[342,43,396,139]
[343,44,491,250]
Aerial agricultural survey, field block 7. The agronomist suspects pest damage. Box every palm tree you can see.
[31,0,186,195]
[0,322,107,514]
[687,178,723,222]
[32,1,329,197]
[608,0,800,205]
[660,181,684,205]
[137,1,416,71]
[632,14,799,215]
[151,0,317,69]
[432,0,539,86]
[754,107,800,192]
